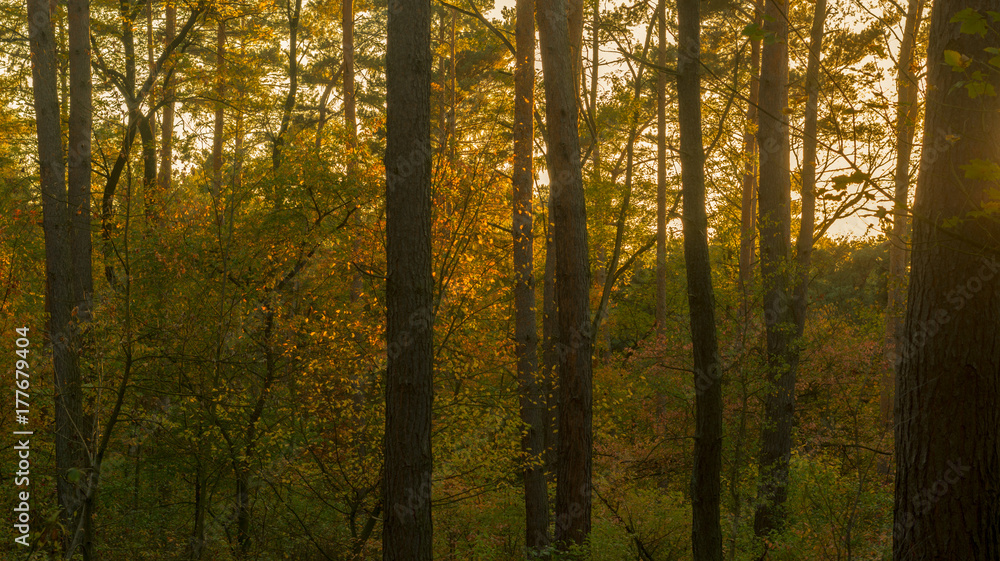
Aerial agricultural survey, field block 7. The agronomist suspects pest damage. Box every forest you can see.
[0,0,998,555]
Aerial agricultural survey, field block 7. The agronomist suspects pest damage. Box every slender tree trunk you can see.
[738,0,761,308]
[383,0,433,555]
[272,0,302,171]
[793,0,827,335]
[676,0,722,557]
[514,0,548,550]
[893,0,1000,557]
[67,0,92,316]
[882,0,923,464]
[27,0,89,555]
[542,196,559,482]
[157,2,176,204]
[212,20,226,198]
[589,0,599,179]
[537,0,594,549]
[343,0,364,302]
[752,0,795,549]
[655,0,667,331]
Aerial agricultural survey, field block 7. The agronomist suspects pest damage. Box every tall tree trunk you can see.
[514,0,548,550]
[67,0,92,316]
[882,0,923,462]
[751,0,795,549]
[676,0,723,558]
[212,20,226,198]
[893,0,1000,557]
[793,0,826,338]
[343,0,364,302]
[589,0,600,180]
[383,0,433,556]
[738,0,761,308]
[272,0,302,172]
[537,0,594,549]
[157,2,176,205]
[27,0,87,553]
[542,196,559,481]
[655,0,667,331]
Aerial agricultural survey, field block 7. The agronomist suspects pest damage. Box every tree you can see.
[675,0,723,556]
[537,0,594,548]
[752,0,796,548]
[514,0,549,551]
[882,0,924,456]
[26,0,89,554]
[893,0,1000,557]
[383,0,434,556]
[656,0,667,331]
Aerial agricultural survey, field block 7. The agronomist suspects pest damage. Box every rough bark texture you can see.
[883,0,923,446]
[676,0,723,557]
[893,0,1000,557]
[542,196,559,481]
[752,0,795,547]
[655,0,667,331]
[27,0,88,552]
[514,0,549,551]
[383,0,434,556]
[537,0,594,549]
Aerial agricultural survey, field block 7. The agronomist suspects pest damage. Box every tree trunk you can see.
[27,0,88,555]
[383,0,434,555]
[343,0,364,302]
[67,0,92,316]
[676,0,723,557]
[212,20,226,198]
[882,0,923,462]
[537,0,594,549]
[893,0,1000,557]
[738,1,761,308]
[655,0,667,331]
[272,0,302,172]
[542,195,559,482]
[157,2,176,204]
[752,0,795,548]
[793,0,827,336]
[514,0,549,551]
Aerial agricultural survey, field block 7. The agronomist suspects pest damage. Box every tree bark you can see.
[793,0,827,338]
[655,0,667,331]
[272,0,302,171]
[676,0,723,558]
[212,19,226,198]
[157,2,176,205]
[67,0,92,316]
[752,0,795,548]
[383,0,434,556]
[738,0,761,308]
[27,0,88,553]
[893,0,1000,557]
[882,0,923,457]
[542,195,559,481]
[514,0,549,551]
[537,0,594,549]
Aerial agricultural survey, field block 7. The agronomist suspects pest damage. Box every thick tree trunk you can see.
[882,0,923,455]
[27,0,89,555]
[738,1,761,307]
[514,0,549,551]
[542,196,559,481]
[655,0,667,331]
[676,0,723,558]
[752,0,795,548]
[893,0,1000,557]
[383,0,434,556]
[537,0,594,549]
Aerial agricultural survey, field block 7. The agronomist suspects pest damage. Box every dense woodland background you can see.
[1,0,999,556]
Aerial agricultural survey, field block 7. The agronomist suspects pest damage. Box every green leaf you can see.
[952,8,988,37]
[944,49,970,71]
[67,468,82,484]
[960,158,1000,181]
[988,10,1000,22]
